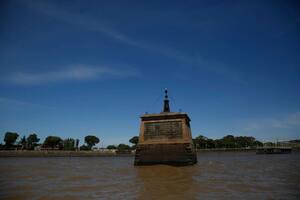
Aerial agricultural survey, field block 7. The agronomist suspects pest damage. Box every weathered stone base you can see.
[134,143,197,166]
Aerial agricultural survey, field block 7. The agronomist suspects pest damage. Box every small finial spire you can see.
[163,88,170,112]
[164,88,168,99]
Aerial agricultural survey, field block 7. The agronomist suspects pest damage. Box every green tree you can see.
[253,140,263,147]
[44,136,62,149]
[107,145,117,149]
[4,132,19,147]
[192,134,263,149]
[20,136,27,149]
[206,139,215,148]
[214,139,223,148]
[117,143,131,152]
[63,138,75,150]
[27,133,40,150]
[222,135,236,148]
[129,136,139,145]
[79,145,89,151]
[84,135,100,149]
[193,135,208,149]
[75,139,80,150]
[129,136,139,149]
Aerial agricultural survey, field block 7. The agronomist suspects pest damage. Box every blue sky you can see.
[0,0,300,146]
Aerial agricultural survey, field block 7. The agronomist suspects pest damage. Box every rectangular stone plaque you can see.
[144,121,182,140]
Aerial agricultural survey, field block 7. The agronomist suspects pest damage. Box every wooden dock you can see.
[256,147,292,154]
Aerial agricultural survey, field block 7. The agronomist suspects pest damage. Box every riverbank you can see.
[197,147,300,152]
[197,148,256,152]
[1,147,299,157]
[0,150,134,157]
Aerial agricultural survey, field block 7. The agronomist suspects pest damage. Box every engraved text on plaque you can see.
[144,121,182,140]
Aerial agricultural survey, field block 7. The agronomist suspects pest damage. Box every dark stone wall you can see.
[134,143,197,166]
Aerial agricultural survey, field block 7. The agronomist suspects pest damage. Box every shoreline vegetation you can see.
[1,147,299,157]
[1,131,299,157]
[0,150,132,157]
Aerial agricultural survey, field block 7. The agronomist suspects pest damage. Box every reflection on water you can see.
[0,152,300,200]
[136,165,196,199]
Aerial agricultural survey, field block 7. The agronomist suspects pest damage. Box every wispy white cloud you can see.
[0,97,54,109]
[24,1,148,48]
[243,112,300,131]
[3,65,140,85]
[24,1,243,83]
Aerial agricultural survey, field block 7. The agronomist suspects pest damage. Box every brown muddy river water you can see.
[0,152,299,200]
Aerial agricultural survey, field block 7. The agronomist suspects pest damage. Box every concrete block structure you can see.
[134,90,197,165]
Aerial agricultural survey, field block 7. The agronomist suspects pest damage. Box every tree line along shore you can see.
[0,132,139,152]
[0,132,299,157]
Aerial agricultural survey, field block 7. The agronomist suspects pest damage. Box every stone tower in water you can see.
[134,89,197,165]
